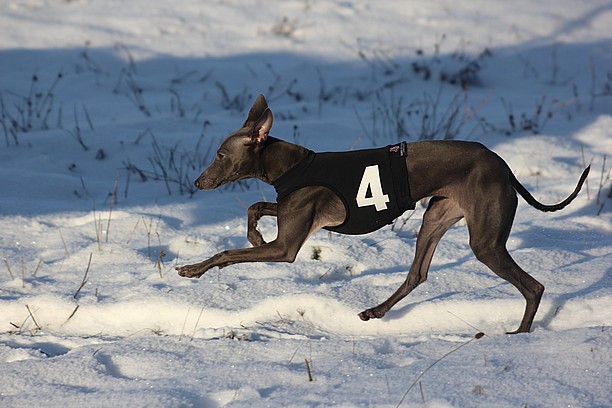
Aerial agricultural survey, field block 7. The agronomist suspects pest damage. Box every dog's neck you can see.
[258,137,310,185]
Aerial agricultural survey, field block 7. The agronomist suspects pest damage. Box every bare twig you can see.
[59,228,69,257]
[190,307,205,340]
[32,259,43,278]
[155,258,162,278]
[305,358,314,382]
[596,154,610,216]
[25,304,42,331]
[126,217,141,244]
[447,310,488,335]
[105,174,119,243]
[93,205,101,251]
[19,244,25,288]
[82,104,95,132]
[4,258,14,279]
[391,211,415,232]
[235,196,249,210]
[596,155,609,206]
[179,307,191,341]
[155,230,165,279]
[143,216,153,259]
[396,332,484,407]
[73,252,92,299]
[65,305,80,323]
[419,382,425,403]
[288,348,299,363]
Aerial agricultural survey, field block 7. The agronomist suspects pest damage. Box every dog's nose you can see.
[194,178,201,189]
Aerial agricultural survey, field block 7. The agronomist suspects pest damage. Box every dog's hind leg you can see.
[359,197,464,321]
[247,202,277,246]
[465,193,544,334]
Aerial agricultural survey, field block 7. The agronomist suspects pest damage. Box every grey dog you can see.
[176,94,589,334]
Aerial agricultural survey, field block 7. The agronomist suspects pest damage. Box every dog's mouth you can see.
[194,177,222,190]
[195,170,242,190]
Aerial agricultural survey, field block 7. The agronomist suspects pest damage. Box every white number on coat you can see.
[356,165,389,211]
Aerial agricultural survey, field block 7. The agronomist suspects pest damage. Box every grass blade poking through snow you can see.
[73,252,92,300]
[396,332,485,407]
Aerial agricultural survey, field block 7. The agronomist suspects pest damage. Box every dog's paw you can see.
[175,264,205,278]
[358,312,371,321]
[358,308,385,321]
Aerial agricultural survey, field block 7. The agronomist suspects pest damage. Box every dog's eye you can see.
[217,152,225,160]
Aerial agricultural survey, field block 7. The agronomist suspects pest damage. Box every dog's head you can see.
[195,94,274,190]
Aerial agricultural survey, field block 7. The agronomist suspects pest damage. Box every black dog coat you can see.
[273,142,415,235]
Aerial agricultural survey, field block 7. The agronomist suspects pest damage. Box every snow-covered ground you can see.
[1,1,611,406]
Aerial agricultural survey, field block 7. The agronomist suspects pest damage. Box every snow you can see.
[1,0,611,406]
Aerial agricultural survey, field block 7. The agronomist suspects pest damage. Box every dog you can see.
[176,94,589,334]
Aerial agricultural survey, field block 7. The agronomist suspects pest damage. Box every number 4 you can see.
[356,165,389,211]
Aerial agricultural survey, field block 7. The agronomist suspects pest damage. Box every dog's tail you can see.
[511,166,590,212]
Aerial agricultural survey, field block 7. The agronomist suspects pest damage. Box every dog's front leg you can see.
[247,202,277,246]
[176,242,294,278]
[177,191,331,278]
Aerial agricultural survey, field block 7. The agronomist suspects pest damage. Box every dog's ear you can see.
[243,94,268,128]
[249,108,274,144]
